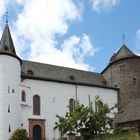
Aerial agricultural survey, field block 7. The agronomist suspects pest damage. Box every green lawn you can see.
[98,132,140,140]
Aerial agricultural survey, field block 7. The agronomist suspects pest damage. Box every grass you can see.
[98,132,140,140]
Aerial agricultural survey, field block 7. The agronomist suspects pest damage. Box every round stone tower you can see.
[102,45,140,108]
[0,23,22,139]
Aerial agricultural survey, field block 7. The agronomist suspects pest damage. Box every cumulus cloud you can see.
[29,34,97,70]
[0,0,98,71]
[135,29,140,48]
[91,0,120,13]
[0,1,4,18]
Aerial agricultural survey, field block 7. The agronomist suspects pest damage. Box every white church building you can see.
[0,23,118,140]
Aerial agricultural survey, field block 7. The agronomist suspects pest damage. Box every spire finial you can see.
[122,34,125,45]
[5,11,9,24]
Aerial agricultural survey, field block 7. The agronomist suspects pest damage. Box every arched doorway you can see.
[33,125,41,140]
[29,119,46,140]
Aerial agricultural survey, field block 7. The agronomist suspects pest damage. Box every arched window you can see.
[33,95,40,115]
[133,78,137,86]
[69,98,75,114]
[21,90,26,102]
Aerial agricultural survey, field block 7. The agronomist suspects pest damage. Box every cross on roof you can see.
[5,11,9,24]
[123,34,125,45]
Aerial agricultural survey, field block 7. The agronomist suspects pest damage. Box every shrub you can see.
[9,128,29,140]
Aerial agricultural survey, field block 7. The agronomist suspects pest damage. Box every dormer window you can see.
[4,45,9,51]
[27,69,34,75]
[70,75,75,81]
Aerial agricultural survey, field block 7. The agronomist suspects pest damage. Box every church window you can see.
[69,98,75,114]
[12,89,15,93]
[33,95,40,115]
[21,123,24,128]
[9,125,11,133]
[119,64,126,71]
[8,105,10,113]
[21,90,26,102]
[133,78,137,86]
[8,86,10,93]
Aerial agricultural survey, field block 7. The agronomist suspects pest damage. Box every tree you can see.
[55,96,117,139]
[9,128,29,140]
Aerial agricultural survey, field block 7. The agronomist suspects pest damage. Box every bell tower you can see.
[0,23,22,139]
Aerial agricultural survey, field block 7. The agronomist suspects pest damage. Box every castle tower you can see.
[0,23,22,139]
[102,45,140,108]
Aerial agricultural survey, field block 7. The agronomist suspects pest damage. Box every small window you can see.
[27,69,34,75]
[21,123,24,128]
[133,78,137,86]
[70,76,75,81]
[21,90,26,102]
[8,105,10,113]
[4,45,9,51]
[33,95,40,115]
[9,125,11,133]
[119,64,126,71]
[69,98,75,114]
[12,89,15,93]
[8,86,10,94]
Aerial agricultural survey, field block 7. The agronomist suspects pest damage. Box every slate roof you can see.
[110,45,138,64]
[115,99,140,124]
[0,23,21,62]
[21,60,117,89]
[0,24,16,54]
[102,45,140,73]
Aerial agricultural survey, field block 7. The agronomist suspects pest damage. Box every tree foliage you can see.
[56,96,117,138]
[9,128,29,140]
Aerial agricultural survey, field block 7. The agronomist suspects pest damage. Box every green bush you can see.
[9,128,29,140]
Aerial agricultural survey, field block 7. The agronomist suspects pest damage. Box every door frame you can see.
[29,118,46,140]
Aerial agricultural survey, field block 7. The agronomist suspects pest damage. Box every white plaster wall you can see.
[21,79,117,140]
[0,55,21,140]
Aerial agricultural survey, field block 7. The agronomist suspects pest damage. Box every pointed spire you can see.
[110,44,138,63]
[0,23,16,55]
[0,23,22,63]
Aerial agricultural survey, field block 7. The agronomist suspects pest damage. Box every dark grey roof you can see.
[101,45,140,74]
[0,24,21,62]
[21,60,117,89]
[110,45,138,64]
[115,99,140,124]
[0,24,16,54]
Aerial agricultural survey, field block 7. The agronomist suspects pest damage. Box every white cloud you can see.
[0,0,98,71]
[0,1,5,19]
[23,34,97,71]
[91,0,120,13]
[135,29,140,49]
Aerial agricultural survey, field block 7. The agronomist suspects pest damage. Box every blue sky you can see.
[0,0,140,72]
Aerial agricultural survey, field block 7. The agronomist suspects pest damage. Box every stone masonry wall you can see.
[102,57,140,108]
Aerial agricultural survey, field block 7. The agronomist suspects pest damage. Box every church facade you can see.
[0,24,118,140]
[1,23,140,140]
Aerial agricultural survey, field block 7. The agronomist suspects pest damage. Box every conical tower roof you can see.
[110,44,138,63]
[101,44,140,74]
[0,23,21,62]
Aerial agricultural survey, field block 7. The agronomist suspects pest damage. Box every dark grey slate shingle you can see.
[21,60,116,89]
